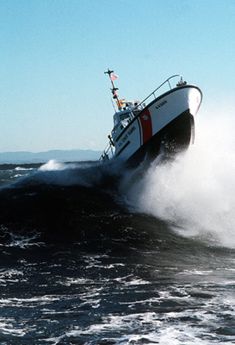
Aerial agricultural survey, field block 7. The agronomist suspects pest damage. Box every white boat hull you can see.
[113,85,202,165]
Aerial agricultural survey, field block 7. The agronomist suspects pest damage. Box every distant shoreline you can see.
[0,149,101,164]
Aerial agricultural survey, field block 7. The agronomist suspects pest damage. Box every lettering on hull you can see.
[155,99,167,109]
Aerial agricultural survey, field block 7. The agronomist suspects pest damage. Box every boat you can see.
[100,70,202,166]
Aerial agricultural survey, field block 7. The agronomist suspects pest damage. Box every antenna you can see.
[110,97,116,112]
[104,69,121,110]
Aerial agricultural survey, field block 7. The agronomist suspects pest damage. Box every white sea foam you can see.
[0,318,26,337]
[15,167,34,171]
[0,295,61,307]
[50,308,234,345]
[0,269,24,285]
[124,112,235,248]
[114,275,150,286]
[0,226,44,249]
[42,283,235,344]
[39,159,66,171]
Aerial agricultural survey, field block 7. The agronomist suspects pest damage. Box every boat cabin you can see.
[112,109,132,140]
[101,69,145,158]
[113,109,131,127]
[112,101,142,140]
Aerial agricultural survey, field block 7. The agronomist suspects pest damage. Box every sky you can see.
[0,0,234,152]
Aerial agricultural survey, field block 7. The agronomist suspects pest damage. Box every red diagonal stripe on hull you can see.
[139,109,152,144]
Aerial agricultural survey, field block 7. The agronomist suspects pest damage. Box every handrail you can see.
[132,74,181,112]
[99,142,113,161]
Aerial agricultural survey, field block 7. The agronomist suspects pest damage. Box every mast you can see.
[104,69,122,110]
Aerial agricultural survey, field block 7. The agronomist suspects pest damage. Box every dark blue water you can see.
[0,160,234,344]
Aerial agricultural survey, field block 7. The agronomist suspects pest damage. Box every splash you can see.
[124,113,235,248]
[39,159,66,171]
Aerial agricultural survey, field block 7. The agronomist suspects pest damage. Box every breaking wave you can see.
[9,159,124,189]
[123,113,235,248]
[1,112,235,249]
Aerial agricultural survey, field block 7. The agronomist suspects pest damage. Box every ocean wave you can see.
[123,114,235,249]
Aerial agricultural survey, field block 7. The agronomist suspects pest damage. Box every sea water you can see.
[0,115,234,344]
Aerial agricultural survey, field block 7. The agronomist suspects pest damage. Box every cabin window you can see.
[113,111,130,126]
[120,113,130,121]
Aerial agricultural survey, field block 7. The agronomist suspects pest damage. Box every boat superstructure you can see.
[100,70,202,166]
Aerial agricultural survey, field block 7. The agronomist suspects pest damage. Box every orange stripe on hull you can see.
[139,109,153,144]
